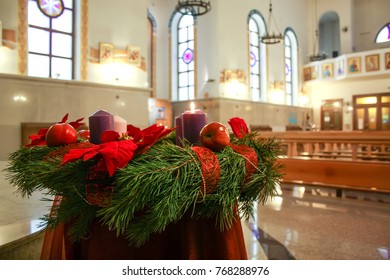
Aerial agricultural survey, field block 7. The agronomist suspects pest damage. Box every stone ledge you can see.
[0,230,44,260]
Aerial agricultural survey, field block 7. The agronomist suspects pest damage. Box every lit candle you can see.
[89,110,115,144]
[181,102,207,145]
[114,114,127,135]
[175,115,183,146]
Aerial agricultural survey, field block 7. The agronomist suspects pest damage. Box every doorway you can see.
[353,93,390,131]
[321,99,343,130]
[319,11,341,58]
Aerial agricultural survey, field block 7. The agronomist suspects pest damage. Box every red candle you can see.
[89,110,115,144]
[181,102,207,145]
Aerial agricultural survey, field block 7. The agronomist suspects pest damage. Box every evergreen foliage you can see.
[5,132,284,246]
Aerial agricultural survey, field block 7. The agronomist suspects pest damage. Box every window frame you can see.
[375,22,390,44]
[147,11,157,98]
[28,0,75,79]
[284,28,298,106]
[177,14,195,101]
[248,10,267,102]
[169,11,197,102]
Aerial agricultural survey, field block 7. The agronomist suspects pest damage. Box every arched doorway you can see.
[319,11,341,58]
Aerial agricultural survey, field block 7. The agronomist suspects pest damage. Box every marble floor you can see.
[1,160,389,260]
[247,184,390,260]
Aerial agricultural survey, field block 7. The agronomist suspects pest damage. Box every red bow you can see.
[127,124,175,153]
[61,139,138,177]
[61,124,175,176]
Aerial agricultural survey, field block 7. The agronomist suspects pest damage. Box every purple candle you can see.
[114,114,127,135]
[175,115,184,146]
[182,102,207,145]
[89,110,115,144]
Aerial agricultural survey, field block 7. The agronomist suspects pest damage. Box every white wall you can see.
[308,76,390,130]
[0,0,19,75]
[87,0,148,87]
[353,0,390,52]
[1,0,389,135]
[0,46,18,74]
[149,0,309,102]
[0,0,150,87]
[0,0,18,31]
[0,74,151,161]
[305,47,390,130]
[307,0,353,60]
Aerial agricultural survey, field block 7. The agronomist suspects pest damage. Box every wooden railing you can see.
[259,131,390,161]
[258,131,390,193]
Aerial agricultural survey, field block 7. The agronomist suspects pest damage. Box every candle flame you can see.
[190,102,195,111]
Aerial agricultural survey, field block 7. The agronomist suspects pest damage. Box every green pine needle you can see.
[4,132,284,246]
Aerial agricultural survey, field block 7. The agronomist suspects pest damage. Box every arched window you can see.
[375,22,390,43]
[169,12,196,101]
[248,10,267,102]
[147,11,157,98]
[28,0,75,79]
[284,28,298,106]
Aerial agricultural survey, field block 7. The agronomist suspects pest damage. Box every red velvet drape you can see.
[41,207,247,260]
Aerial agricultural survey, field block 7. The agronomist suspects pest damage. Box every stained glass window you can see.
[177,14,195,101]
[375,23,390,43]
[28,0,74,79]
[37,0,64,18]
[248,11,267,102]
[284,28,298,106]
[285,34,292,105]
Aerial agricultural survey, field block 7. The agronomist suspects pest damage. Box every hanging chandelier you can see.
[261,0,283,44]
[175,0,211,16]
[309,0,327,61]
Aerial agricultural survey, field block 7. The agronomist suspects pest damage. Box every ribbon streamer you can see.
[230,144,259,183]
[191,146,221,196]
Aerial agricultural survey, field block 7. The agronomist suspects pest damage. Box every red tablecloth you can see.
[41,209,247,260]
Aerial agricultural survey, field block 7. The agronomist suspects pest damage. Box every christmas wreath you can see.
[5,115,284,247]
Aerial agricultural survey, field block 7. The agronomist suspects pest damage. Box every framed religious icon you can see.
[336,59,345,76]
[347,57,361,74]
[99,43,114,63]
[236,69,246,82]
[127,46,141,66]
[322,63,333,78]
[222,69,233,82]
[303,67,311,81]
[386,52,390,70]
[310,65,318,80]
[365,54,379,72]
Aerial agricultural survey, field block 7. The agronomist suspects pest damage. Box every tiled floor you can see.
[1,161,389,260]
[0,161,52,248]
[250,184,390,260]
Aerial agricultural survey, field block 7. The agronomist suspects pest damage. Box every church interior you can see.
[0,0,389,260]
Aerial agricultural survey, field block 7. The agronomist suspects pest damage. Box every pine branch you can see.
[4,132,285,246]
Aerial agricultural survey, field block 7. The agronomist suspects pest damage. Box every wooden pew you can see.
[278,157,390,193]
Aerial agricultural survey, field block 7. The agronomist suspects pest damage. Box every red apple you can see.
[200,122,230,151]
[45,123,78,147]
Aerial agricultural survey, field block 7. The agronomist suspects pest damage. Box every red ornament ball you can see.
[45,123,78,147]
[199,122,230,151]
[77,129,90,140]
